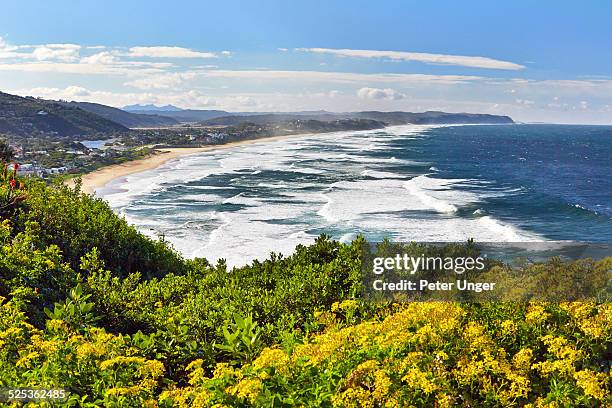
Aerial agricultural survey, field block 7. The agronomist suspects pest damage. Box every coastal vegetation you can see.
[0,161,610,407]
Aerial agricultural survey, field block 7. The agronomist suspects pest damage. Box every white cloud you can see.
[5,36,612,123]
[80,51,117,65]
[10,86,268,111]
[0,61,165,75]
[199,69,481,84]
[296,48,525,70]
[357,87,406,100]
[64,85,91,97]
[277,48,288,52]
[128,46,216,58]
[31,44,81,61]
[124,72,198,89]
[230,95,256,106]
[515,98,535,106]
[0,37,82,61]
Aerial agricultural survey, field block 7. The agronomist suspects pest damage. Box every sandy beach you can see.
[69,134,308,195]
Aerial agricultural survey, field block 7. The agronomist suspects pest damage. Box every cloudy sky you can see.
[1,0,612,124]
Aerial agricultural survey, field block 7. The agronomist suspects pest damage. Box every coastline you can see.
[69,133,315,195]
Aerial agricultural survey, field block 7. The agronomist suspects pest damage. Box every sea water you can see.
[98,124,612,267]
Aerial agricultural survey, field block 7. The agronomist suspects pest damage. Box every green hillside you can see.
[64,101,179,128]
[0,92,127,138]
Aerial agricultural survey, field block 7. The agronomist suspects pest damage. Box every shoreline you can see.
[69,133,317,195]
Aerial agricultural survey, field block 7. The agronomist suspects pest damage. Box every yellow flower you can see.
[501,320,517,335]
[573,369,608,400]
[107,385,142,396]
[100,356,146,370]
[578,318,604,338]
[192,391,213,408]
[533,335,583,376]
[46,319,70,332]
[525,304,549,324]
[339,299,358,311]
[252,348,289,371]
[76,343,98,359]
[212,362,236,379]
[435,393,453,408]
[140,360,165,378]
[504,372,531,399]
[373,369,391,401]
[434,351,448,361]
[401,368,438,394]
[225,378,262,404]
[332,387,374,408]
[16,351,39,368]
[512,348,533,372]
[186,359,204,372]
[144,399,159,408]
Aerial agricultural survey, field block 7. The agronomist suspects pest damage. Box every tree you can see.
[0,137,14,163]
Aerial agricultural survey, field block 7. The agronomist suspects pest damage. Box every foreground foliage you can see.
[0,178,610,407]
[173,301,610,407]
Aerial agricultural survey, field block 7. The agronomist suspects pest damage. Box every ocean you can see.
[98,124,612,267]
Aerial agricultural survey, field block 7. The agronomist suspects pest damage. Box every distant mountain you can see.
[128,109,233,123]
[0,89,513,141]
[0,91,127,138]
[64,101,179,128]
[351,111,514,125]
[203,113,340,126]
[123,104,183,112]
[202,111,514,126]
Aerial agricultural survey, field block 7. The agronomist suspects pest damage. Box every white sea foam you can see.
[99,124,538,267]
[257,182,289,189]
[360,169,406,179]
[477,216,538,241]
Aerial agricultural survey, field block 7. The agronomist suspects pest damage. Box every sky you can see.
[1,0,612,124]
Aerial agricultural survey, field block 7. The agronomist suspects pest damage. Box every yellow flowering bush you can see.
[164,302,610,407]
[1,182,610,407]
[0,297,165,406]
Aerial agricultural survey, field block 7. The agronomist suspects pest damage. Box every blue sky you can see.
[1,0,611,123]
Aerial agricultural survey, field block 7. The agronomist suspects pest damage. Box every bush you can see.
[0,178,609,406]
[15,180,185,278]
[173,302,611,407]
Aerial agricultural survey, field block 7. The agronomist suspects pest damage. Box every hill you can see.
[123,106,231,123]
[64,101,179,128]
[353,110,514,125]
[0,91,127,138]
[123,103,183,112]
[202,111,514,126]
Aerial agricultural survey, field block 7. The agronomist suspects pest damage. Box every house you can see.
[48,167,68,174]
[9,144,23,157]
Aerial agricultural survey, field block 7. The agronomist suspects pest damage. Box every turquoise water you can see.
[99,124,612,266]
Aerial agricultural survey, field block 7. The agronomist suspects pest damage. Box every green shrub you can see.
[0,177,609,406]
[15,180,185,278]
